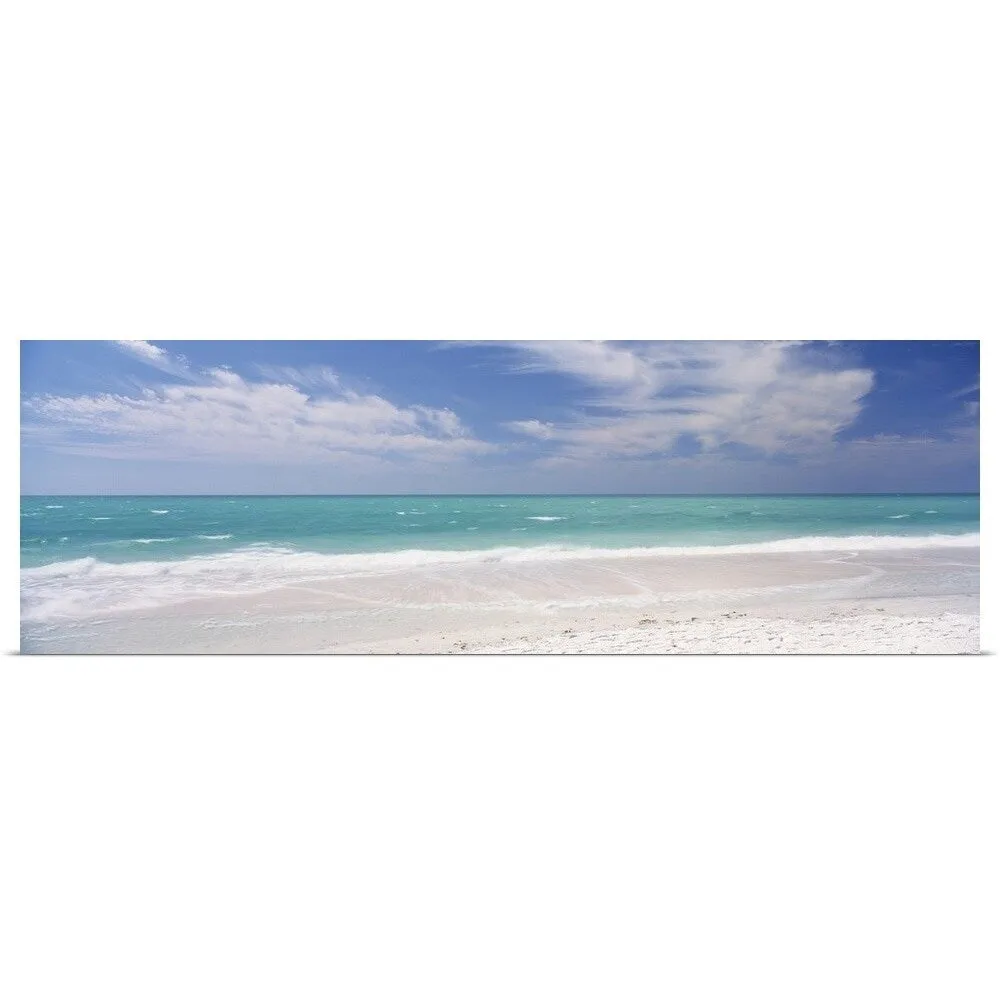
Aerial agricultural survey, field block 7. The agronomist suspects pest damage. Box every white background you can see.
[3,2,995,997]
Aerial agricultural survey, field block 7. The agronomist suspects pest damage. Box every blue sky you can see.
[20,340,979,494]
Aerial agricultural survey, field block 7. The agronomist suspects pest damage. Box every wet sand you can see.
[21,545,979,654]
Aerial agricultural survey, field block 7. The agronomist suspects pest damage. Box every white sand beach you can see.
[431,600,978,654]
[22,542,980,655]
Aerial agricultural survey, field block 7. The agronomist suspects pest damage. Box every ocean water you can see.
[21,494,979,623]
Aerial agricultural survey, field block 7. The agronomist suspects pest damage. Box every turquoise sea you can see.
[21,494,979,623]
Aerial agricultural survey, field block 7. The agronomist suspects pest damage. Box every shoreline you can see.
[21,544,980,655]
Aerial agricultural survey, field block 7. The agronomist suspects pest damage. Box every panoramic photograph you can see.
[20,339,979,654]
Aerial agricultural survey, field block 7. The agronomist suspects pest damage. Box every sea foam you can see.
[20,533,979,623]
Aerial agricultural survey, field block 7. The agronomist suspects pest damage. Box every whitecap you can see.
[45,505,64,509]
[924,510,938,514]
[149,510,169,514]
[197,534,233,541]
[887,514,910,519]
[90,517,112,521]
[526,516,565,521]
[396,511,406,515]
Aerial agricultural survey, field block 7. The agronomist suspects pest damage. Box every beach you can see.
[21,541,980,655]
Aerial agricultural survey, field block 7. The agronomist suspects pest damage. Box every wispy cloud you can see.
[24,365,494,465]
[254,364,343,392]
[499,341,876,462]
[948,381,979,399]
[22,341,977,489]
[114,340,192,379]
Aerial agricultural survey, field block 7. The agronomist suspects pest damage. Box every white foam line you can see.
[20,531,980,623]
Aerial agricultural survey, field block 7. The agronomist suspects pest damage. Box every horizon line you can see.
[21,491,980,498]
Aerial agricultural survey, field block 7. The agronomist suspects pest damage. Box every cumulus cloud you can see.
[500,341,876,462]
[24,367,493,465]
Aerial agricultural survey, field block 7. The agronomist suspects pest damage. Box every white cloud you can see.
[114,340,192,378]
[24,369,494,465]
[508,341,659,396]
[501,341,876,461]
[948,381,979,399]
[116,340,167,362]
[503,419,556,440]
[412,405,466,438]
